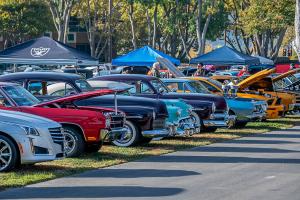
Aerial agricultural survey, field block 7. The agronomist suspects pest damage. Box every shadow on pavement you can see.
[137,155,300,164]
[73,169,201,178]
[222,139,298,144]
[186,146,299,153]
[253,133,300,138]
[0,186,184,199]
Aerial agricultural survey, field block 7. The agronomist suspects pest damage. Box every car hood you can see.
[77,94,168,117]
[237,68,275,90]
[272,68,300,82]
[34,89,116,107]
[0,109,59,127]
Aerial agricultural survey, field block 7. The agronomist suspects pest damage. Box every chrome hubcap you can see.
[116,124,133,144]
[64,132,76,155]
[0,139,12,171]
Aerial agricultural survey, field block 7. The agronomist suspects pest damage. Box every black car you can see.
[91,74,235,132]
[0,72,170,147]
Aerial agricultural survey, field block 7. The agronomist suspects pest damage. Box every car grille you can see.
[254,105,264,113]
[49,127,64,147]
[152,118,166,129]
[110,113,125,129]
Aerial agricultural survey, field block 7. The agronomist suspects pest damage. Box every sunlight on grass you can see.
[1,116,299,190]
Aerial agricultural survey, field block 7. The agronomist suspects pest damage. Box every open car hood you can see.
[237,68,275,90]
[34,89,116,107]
[157,57,185,77]
[272,68,300,82]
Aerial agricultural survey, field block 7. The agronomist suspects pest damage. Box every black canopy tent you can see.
[0,37,98,66]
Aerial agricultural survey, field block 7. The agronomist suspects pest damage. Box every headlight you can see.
[176,109,182,117]
[212,102,216,113]
[20,126,40,136]
[105,117,111,128]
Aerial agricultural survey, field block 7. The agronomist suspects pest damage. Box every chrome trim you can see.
[203,115,236,128]
[141,129,170,138]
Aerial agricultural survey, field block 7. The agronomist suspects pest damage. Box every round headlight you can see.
[212,102,216,113]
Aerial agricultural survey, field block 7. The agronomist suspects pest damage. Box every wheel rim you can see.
[0,139,12,171]
[64,131,76,155]
[114,123,134,144]
[191,112,200,126]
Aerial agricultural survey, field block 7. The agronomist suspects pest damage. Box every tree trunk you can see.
[146,9,152,46]
[128,2,137,49]
[195,0,203,55]
[295,0,300,61]
[152,4,158,48]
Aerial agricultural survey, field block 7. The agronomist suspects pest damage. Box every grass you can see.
[0,116,299,191]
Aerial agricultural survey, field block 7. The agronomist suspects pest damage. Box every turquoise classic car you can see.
[163,78,267,128]
[87,80,200,136]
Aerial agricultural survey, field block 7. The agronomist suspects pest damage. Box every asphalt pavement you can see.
[1,126,300,200]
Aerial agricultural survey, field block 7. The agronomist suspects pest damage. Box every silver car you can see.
[0,110,64,172]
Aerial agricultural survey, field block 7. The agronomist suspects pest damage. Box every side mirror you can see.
[158,87,165,94]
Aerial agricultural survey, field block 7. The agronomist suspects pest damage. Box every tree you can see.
[295,0,300,61]
[0,0,52,48]
[47,0,78,43]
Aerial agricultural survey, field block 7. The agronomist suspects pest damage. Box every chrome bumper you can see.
[246,112,266,121]
[101,127,128,140]
[169,117,201,136]
[203,114,236,128]
[142,129,170,138]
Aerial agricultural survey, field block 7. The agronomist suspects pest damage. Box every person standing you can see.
[193,63,204,76]
[147,62,161,78]
[237,66,248,77]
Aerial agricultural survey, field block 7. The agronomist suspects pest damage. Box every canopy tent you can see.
[0,37,98,66]
[253,55,274,65]
[190,46,260,66]
[112,45,180,66]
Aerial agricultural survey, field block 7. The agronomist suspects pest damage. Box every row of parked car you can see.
[0,66,299,172]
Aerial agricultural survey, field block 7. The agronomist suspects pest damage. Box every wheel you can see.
[112,120,142,147]
[190,111,201,133]
[63,126,85,157]
[233,121,248,128]
[0,135,18,172]
[85,143,102,153]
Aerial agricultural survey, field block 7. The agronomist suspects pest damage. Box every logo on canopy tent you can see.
[30,47,50,57]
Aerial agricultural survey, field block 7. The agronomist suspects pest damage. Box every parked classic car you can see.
[0,110,64,172]
[0,72,170,147]
[163,78,267,128]
[0,82,127,157]
[91,74,235,132]
[210,73,285,119]
[88,80,199,135]
[237,69,296,114]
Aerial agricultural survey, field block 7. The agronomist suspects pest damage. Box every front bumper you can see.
[142,129,170,138]
[101,127,128,140]
[246,112,266,121]
[203,113,236,128]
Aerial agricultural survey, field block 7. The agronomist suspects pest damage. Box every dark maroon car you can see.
[91,74,235,132]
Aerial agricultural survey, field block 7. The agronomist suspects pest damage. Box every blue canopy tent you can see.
[0,37,98,66]
[112,46,180,66]
[190,46,260,66]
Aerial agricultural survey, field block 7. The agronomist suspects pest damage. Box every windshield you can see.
[150,79,170,93]
[206,78,223,89]
[75,79,93,92]
[2,85,40,106]
[287,75,298,83]
[189,81,210,94]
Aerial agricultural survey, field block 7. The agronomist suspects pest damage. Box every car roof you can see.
[91,74,158,81]
[0,82,19,86]
[162,78,193,83]
[0,72,82,82]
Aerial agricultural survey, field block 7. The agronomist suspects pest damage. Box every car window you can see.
[165,82,179,91]
[28,81,77,97]
[2,85,40,106]
[0,93,12,107]
[75,79,93,92]
[140,82,154,94]
[150,80,169,93]
[200,81,220,93]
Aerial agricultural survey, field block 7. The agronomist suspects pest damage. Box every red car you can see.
[0,82,126,157]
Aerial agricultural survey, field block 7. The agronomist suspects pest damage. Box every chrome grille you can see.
[110,113,125,129]
[153,118,166,129]
[49,127,64,145]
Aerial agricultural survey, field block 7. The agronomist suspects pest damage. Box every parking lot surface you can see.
[1,125,300,200]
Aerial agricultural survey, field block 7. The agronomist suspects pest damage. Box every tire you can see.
[112,120,142,147]
[63,126,85,157]
[191,111,201,134]
[0,135,18,172]
[233,121,248,128]
[85,143,102,153]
